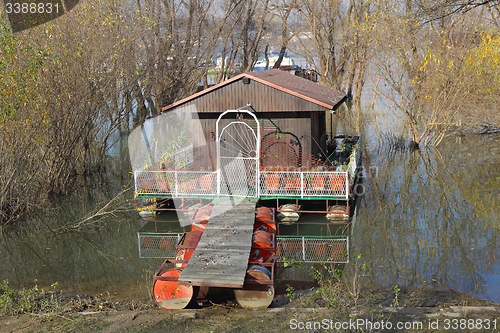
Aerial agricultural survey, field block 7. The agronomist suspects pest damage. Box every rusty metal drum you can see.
[234,265,274,309]
[252,230,273,248]
[249,248,273,264]
[255,206,273,221]
[153,268,199,309]
[253,221,276,233]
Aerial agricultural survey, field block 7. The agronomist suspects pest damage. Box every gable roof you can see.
[161,69,347,112]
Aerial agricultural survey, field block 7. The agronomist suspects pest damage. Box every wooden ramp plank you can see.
[179,198,257,288]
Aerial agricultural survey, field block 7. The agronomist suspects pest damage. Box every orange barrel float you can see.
[175,230,202,268]
[234,265,275,309]
[153,268,199,309]
[253,221,276,233]
[249,248,273,264]
[191,220,208,232]
[252,230,273,248]
[184,230,203,247]
[194,205,212,220]
[190,205,212,231]
[255,207,273,221]
[254,207,275,233]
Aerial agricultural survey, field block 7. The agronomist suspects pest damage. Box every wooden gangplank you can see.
[179,197,257,288]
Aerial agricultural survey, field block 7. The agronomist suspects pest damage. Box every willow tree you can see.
[372,0,500,147]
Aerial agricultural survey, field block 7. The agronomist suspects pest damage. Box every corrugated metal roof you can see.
[161,69,347,112]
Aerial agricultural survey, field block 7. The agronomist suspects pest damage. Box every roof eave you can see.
[245,73,338,110]
[161,71,346,112]
[161,73,247,112]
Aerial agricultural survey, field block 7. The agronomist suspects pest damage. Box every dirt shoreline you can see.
[1,285,499,332]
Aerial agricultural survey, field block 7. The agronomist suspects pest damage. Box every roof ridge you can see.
[161,69,346,112]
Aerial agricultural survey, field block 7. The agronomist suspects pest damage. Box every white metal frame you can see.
[216,110,261,198]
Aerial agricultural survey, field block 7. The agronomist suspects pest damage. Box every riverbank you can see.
[1,284,498,333]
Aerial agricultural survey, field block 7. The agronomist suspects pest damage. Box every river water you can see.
[0,144,164,302]
[0,107,499,304]
[352,132,500,302]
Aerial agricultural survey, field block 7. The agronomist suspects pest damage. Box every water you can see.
[0,107,498,304]
[352,133,500,302]
[0,165,164,302]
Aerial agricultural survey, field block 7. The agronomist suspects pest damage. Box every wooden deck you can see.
[178,197,257,288]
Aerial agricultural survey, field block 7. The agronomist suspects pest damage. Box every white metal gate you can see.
[216,110,260,197]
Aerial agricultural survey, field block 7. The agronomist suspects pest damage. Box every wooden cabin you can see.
[161,69,347,170]
[134,69,358,269]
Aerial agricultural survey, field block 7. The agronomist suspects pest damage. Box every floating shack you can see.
[129,69,362,309]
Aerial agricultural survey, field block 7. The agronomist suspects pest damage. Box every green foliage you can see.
[282,256,300,268]
[158,130,188,170]
[285,285,296,302]
[392,284,400,308]
[0,279,59,316]
[413,33,500,103]
[306,264,352,311]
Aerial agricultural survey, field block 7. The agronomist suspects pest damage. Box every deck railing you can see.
[134,169,350,199]
[276,236,349,263]
[260,171,348,199]
[134,170,217,197]
[134,135,361,200]
[137,233,349,263]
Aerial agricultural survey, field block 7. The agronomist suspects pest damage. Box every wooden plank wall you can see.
[183,78,330,113]
[169,79,331,169]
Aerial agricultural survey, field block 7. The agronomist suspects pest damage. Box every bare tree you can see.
[0,0,230,224]
[269,0,299,68]
[370,0,500,147]
[291,0,378,104]
[236,0,271,72]
[411,0,500,24]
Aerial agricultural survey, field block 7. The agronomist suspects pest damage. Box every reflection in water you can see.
[0,168,163,302]
[353,134,500,302]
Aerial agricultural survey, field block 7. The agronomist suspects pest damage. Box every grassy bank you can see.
[1,265,499,332]
[0,279,151,319]
[1,285,498,333]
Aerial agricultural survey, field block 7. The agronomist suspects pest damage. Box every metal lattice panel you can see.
[218,157,258,197]
[134,171,217,197]
[276,237,349,263]
[138,234,182,258]
[135,171,174,195]
[134,170,350,199]
[260,171,348,198]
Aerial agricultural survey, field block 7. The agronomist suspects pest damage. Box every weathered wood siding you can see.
[310,111,327,157]
[170,78,330,168]
[177,78,331,113]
